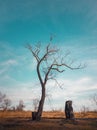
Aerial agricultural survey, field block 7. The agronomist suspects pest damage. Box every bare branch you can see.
[52,78,64,89]
[44,64,53,85]
[50,34,56,41]
[52,63,85,70]
[43,57,85,85]
[39,44,59,64]
[92,94,97,105]
[51,67,65,73]
[46,43,51,52]
[25,43,40,62]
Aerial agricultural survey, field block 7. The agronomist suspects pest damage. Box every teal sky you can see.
[0,0,97,111]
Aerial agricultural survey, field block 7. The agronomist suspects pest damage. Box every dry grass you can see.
[75,111,97,118]
[0,111,97,130]
[0,111,31,118]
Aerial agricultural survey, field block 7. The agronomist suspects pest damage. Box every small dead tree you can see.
[0,92,11,111]
[33,98,39,111]
[26,42,84,120]
[0,91,6,103]
[0,91,6,110]
[92,94,97,111]
[80,105,89,117]
[16,100,25,111]
[2,99,11,111]
[93,94,97,105]
[32,98,39,120]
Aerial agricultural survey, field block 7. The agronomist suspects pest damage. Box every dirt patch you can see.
[0,117,97,130]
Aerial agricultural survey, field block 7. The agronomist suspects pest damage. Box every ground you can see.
[0,111,97,130]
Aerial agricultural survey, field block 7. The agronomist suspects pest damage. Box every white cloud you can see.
[1,59,18,66]
[0,68,8,75]
[0,59,18,75]
[0,41,37,78]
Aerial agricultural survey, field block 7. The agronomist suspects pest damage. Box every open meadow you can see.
[0,111,97,130]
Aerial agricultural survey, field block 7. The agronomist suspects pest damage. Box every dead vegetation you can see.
[0,111,97,130]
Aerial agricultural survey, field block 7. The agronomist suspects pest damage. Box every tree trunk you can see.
[32,86,45,121]
[32,112,38,120]
[65,100,74,120]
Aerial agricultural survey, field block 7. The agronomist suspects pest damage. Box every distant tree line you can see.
[0,91,97,112]
[0,91,25,111]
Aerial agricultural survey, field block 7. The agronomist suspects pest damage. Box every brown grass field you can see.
[0,111,97,130]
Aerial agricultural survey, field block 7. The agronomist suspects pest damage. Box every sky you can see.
[0,0,97,111]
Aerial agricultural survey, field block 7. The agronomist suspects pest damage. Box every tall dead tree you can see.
[26,42,84,120]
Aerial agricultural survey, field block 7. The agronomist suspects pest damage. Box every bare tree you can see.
[2,99,11,111]
[0,91,6,103]
[16,100,25,111]
[26,42,84,120]
[91,94,97,111]
[0,91,6,110]
[93,94,97,106]
[80,105,89,117]
[0,92,12,111]
[33,98,39,111]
